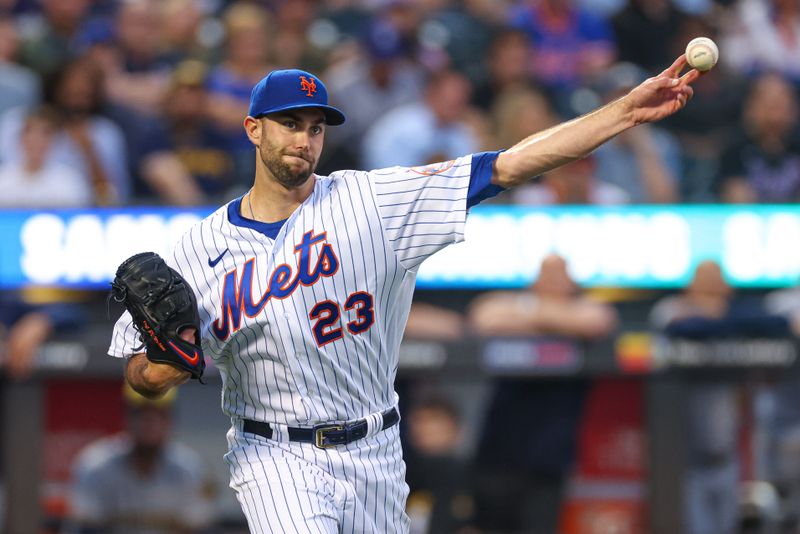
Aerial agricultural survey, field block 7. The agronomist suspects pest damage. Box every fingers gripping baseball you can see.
[626,54,701,125]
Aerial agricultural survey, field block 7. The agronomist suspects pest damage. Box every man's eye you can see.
[312,126,322,135]
[284,121,296,129]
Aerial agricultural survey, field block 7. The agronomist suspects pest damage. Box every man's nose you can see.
[294,130,311,150]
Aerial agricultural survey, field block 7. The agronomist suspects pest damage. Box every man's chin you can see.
[275,168,315,189]
[263,153,316,188]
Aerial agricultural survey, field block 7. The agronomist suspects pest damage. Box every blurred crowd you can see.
[1,0,800,533]
[0,0,796,210]
[402,255,800,534]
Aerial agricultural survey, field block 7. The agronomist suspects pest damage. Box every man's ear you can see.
[244,116,262,146]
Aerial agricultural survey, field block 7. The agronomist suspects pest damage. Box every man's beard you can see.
[259,142,316,189]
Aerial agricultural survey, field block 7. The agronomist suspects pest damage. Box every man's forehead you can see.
[268,109,326,123]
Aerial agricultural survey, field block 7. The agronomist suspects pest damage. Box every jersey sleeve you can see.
[107,309,141,359]
[368,151,503,270]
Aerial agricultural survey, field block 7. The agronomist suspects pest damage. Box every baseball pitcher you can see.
[109,59,699,532]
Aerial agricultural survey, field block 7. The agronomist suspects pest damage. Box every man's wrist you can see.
[613,94,640,129]
[129,357,186,398]
[145,359,189,385]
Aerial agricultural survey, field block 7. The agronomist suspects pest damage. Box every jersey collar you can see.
[227,196,288,240]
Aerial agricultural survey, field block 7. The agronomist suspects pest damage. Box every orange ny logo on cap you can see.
[299,76,317,97]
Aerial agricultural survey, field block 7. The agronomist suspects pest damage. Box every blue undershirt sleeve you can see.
[467,151,506,208]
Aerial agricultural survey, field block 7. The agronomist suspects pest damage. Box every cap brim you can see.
[258,103,346,126]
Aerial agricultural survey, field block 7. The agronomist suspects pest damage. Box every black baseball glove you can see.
[110,252,205,381]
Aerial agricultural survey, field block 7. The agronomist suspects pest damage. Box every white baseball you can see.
[685,37,718,71]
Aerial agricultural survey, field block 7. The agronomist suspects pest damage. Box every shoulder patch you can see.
[410,160,456,176]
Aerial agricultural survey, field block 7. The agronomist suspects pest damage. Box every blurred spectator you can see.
[0,0,39,16]
[472,29,538,111]
[206,2,274,130]
[468,254,617,533]
[137,60,234,206]
[765,286,800,338]
[592,62,681,203]
[361,69,479,169]
[323,19,424,172]
[508,0,616,93]
[114,0,168,71]
[598,125,679,202]
[315,1,372,41]
[0,99,94,381]
[469,254,617,337]
[0,106,92,208]
[206,2,275,181]
[490,85,559,154]
[720,0,800,81]
[366,0,422,69]
[404,396,476,534]
[0,293,85,380]
[404,302,465,341]
[0,305,46,381]
[66,385,216,534]
[271,0,328,72]
[0,15,40,116]
[73,17,118,79]
[650,261,791,534]
[414,0,496,81]
[101,0,174,114]
[762,286,800,529]
[513,156,630,205]
[159,0,213,65]
[611,0,686,73]
[650,261,790,340]
[673,0,714,16]
[0,56,129,204]
[0,310,50,380]
[18,0,91,76]
[715,73,800,203]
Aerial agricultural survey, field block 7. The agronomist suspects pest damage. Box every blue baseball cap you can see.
[248,69,346,126]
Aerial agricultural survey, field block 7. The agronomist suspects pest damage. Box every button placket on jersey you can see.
[261,182,320,421]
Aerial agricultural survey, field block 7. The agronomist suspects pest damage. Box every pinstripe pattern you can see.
[224,425,409,533]
[108,154,476,532]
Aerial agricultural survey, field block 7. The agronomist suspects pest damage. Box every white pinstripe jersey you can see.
[109,152,501,426]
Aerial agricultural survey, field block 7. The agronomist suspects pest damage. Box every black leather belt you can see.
[242,407,400,449]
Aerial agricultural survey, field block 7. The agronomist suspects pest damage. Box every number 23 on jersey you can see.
[211,230,374,346]
[309,292,374,346]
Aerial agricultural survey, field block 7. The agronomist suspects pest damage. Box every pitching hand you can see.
[624,55,701,125]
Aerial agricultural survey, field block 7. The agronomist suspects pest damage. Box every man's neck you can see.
[249,173,316,223]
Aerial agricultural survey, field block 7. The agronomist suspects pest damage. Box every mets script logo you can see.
[299,76,317,97]
[411,160,456,176]
[212,230,338,340]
